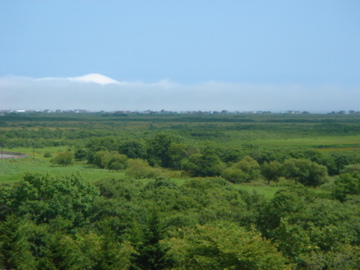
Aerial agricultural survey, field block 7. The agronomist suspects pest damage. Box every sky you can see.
[0,0,359,112]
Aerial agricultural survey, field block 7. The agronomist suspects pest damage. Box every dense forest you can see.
[0,112,360,269]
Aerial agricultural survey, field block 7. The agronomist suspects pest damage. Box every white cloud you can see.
[0,75,359,112]
[37,73,121,85]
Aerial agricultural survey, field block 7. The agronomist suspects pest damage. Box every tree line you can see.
[49,133,358,187]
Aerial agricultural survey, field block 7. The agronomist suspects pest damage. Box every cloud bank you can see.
[0,74,359,112]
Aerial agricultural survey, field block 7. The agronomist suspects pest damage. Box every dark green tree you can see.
[7,173,99,226]
[162,223,290,270]
[119,140,147,159]
[135,209,166,270]
[92,150,128,170]
[332,173,360,202]
[147,133,182,168]
[261,160,282,185]
[222,155,260,183]
[0,216,36,269]
[182,148,225,177]
[282,158,328,186]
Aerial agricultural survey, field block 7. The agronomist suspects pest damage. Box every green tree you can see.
[74,148,87,161]
[222,155,260,183]
[50,151,74,166]
[0,216,36,269]
[341,164,360,174]
[332,173,360,202]
[135,209,166,270]
[93,150,112,169]
[119,140,147,159]
[147,133,182,168]
[108,152,128,170]
[182,148,225,177]
[256,188,307,238]
[162,223,290,270]
[93,150,128,170]
[168,143,196,170]
[126,159,161,179]
[7,173,99,225]
[53,232,136,269]
[219,148,242,163]
[261,160,282,184]
[282,158,328,186]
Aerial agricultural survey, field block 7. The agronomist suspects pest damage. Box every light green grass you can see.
[0,156,122,184]
[233,183,281,199]
[219,134,360,151]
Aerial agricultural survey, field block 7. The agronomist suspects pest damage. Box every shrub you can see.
[43,152,52,158]
[92,151,128,170]
[50,151,74,166]
[126,159,161,179]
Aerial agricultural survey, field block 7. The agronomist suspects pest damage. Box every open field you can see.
[0,156,120,184]
[2,112,360,150]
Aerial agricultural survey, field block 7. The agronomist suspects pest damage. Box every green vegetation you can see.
[1,112,360,269]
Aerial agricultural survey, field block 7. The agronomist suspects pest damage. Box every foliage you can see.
[147,133,182,168]
[261,160,282,184]
[289,150,338,175]
[50,151,74,166]
[182,148,225,177]
[2,113,360,269]
[2,172,99,225]
[168,143,198,170]
[282,158,328,186]
[119,140,147,159]
[43,152,52,158]
[341,164,360,174]
[93,150,128,170]
[162,223,290,270]
[126,159,162,179]
[332,173,360,202]
[222,155,261,183]
[74,148,87,161]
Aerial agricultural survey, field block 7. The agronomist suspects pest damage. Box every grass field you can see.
[0,156,121,184]
[250,135,360,151]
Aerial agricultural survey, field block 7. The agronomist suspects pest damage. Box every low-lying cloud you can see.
[0,75,359,112]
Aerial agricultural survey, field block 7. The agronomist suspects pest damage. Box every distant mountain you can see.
[69,74,120,85]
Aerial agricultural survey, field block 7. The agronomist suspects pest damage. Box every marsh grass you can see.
[219,134,360,151]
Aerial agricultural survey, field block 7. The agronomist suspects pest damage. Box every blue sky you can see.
[1,1,360,111]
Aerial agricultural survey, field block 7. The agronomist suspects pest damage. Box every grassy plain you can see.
[0,156,122,184]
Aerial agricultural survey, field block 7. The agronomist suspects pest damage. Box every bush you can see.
[92,151,128,170]
[332,173,360,202]
[43,152,52,158]
[222,156,260,183]
[126,159,161,179]
[282,158,328,187]
[341,164,360,174]
[50,151,74,166]
[74,149,87,161]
